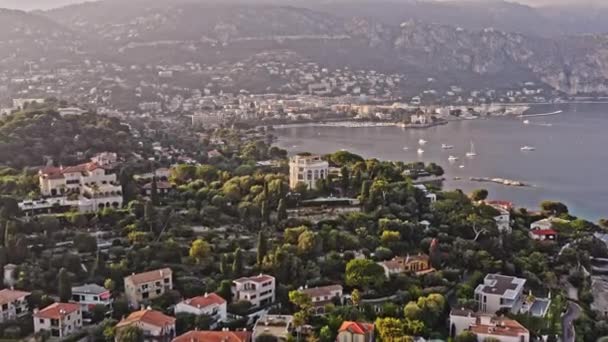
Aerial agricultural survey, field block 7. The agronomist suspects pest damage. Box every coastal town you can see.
[1,1,608,340]
[0,98,606,342]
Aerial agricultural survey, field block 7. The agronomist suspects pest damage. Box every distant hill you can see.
[1,0,608,94]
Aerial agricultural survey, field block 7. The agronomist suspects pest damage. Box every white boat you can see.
[520,146,536,151]
[417,148,424,154]
[418,139,427,145]
[448,155,459,162]
[403,146,409,151]
[459,165,465,169]
[466,141,477,157]
[523,120,530,125]
[441,144,454,149]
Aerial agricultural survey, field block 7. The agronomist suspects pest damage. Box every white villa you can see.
[289,154,329,190]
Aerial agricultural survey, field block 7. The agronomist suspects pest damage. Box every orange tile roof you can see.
[125,268,172,285]
[182,293,226,309]
[338,321,374,335]
[173,330,251,342]
[117,309,176,329]
[0,289,30,306]
[34,303,80,320]
[470,317,529,337]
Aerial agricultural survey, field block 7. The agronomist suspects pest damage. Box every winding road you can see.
[562,301,582,342]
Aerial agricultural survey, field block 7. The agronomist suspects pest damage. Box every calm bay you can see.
[275,103,608,221]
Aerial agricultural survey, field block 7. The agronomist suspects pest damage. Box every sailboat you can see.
[417,148,425,154]
[448,155,459,162]
[466,141,477,157]
[418,139,427,145]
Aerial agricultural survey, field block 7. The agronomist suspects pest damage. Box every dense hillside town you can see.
[0,100,605,341]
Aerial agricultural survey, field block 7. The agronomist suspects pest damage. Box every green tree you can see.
[540,201,569,216]
[232,248,243,277]
[340,166,350,193]
[289,290,312,311]
[345,259,385,290]
[454,331,477,342]
[257,231,268,266]
[115,325,143,342]
[470,189,489,201]
[57,268,72,302]
[351,288,361,307]
[277,199,287,221]
[189,238,211,263]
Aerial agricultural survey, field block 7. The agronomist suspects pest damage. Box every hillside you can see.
[0,1,604,94]
[0,103,133,168]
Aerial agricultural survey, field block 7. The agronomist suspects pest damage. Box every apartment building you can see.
[124,268,173,308]
[33,303,82,339]
[71,283,113,313]
[0,289,30,322]
[116,308,176,342]
[232,274,275,308]
[289,154,329,189]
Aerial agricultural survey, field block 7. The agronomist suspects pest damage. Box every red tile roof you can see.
[182,293,226,309]
[338,321,374,335]
[531,229,557,236]
[0,289,30,306]
[117,309,176,329]
[470,317,528,337]
[34,303,80,320]
[125,268,172,285]
[173,330,251,342]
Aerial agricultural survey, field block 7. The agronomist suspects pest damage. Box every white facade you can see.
[37,162,123,213]
[175,293,227,323]
[475,274,525,314]
[493,208,511,233]
[34,303,82,339]
[252,315,293,341]
[449,311,529,342]
[71,284,112,313]
[232,274,275,308]
[0,289,30,323]
[289,154,329,190]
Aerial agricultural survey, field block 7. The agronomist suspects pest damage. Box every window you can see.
[72,295,80,302]
[164,278,170,283]
[142,292,149,299]
[39,319,44,324]
[51,329,60,337]
[1,304,7,311]
[142,284,149,290]
[155,281,161,287]
[156,289,162,295]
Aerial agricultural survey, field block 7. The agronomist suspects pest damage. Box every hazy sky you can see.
[0,0,604,11]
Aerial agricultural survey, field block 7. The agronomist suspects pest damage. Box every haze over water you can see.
[275,103,608,221]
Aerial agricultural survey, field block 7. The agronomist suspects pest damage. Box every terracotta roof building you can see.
[450,309,530,342]
[232,274,275,308]
[124,268,173,308]
[0,289,30,322]
[337,321,374,342]
[378,254,435,277]
[175,293,227,325]
[116,308,176,341]
[34,303,82,339]
[173,330,251,342]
